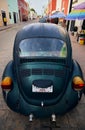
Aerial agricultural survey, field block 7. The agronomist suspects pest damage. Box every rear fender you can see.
[72,60,83,78]
[2,61,20,112]
[72,60,85,95]
[2,60,14,79]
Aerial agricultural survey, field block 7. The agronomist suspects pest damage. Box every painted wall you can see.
[61,0,69,15]
[51,0,56,12]
[7,0,19,24]
[56,0,62,11]
[0,0,10,26]
[46,0,70,15]
[18,0,28,21]
[47,0,56,15]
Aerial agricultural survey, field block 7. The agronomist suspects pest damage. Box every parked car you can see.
[1,23,85,120]
[39,16,48,23]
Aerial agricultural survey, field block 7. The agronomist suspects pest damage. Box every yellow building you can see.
[0,0,10,26]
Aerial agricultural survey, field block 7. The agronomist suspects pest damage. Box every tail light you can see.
[1,77,13,90]
[72,76,85,91]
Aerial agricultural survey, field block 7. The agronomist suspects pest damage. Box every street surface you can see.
[0,21,85,130]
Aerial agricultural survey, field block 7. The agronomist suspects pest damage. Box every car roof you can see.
[15,23,69,43]
[13,23,72,67]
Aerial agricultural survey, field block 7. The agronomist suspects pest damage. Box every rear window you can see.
[19,38,67,58]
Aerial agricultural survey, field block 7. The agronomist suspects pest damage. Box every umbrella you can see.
[74,2,85,9]
[49,12,66,19]
[65,9,85,20]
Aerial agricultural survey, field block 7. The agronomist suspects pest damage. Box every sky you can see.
[25,0,48,15]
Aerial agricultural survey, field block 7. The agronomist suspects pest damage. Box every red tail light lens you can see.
[1,77,13,90]
[72,76,85,91]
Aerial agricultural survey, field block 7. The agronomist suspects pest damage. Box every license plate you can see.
[32,85,53,93]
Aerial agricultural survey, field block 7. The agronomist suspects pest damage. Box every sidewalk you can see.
[0,22,26,31]
[0,20,32,31]
[0,24,14,31]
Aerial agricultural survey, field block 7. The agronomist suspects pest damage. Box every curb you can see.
[0,20,36,31]
[0,26,12,31]
[0,23,21,31]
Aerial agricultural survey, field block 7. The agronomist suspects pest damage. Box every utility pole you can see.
[67,0,73,31]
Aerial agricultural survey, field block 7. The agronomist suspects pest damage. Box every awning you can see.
[49,12,66,19]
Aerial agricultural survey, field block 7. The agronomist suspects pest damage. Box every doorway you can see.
[70,20,75,31]
[1,10,7,26]
[13,12,17,23]
[82,20,85,30]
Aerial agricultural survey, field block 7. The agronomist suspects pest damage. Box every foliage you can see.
[30,8,35,12]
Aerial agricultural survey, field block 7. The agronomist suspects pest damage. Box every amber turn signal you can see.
[72,76,85,91]
[1,77,13,90]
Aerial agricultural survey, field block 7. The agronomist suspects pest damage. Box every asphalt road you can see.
[0,21,85,130]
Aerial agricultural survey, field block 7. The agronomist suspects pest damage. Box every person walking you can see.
[3,17,7,26]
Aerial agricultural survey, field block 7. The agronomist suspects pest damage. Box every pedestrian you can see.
[62,19,66,28]
[54,18,59,24]
[3,17,7,26]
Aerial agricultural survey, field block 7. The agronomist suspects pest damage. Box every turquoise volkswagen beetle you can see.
[1,23,85,120]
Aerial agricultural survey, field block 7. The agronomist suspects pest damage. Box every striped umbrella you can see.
[74,2,85,9]
[49,12,66,19]
[65,9,85,20]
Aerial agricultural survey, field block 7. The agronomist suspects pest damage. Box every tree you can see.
[30,8,35,13]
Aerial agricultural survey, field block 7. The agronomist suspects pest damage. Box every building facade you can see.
[0,0,10,26]
[0,0,30,26]
[46,0,70,15]
[18,0,29,21]
[61,0,69,15]
[7,0,19,24]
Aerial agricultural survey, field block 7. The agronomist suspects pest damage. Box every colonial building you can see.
[46,0,70,15]
[61,0,70,15]
[0,0,30,26]
[7,0,19,24]
[0,0,10,26]
[18,0,29,21]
